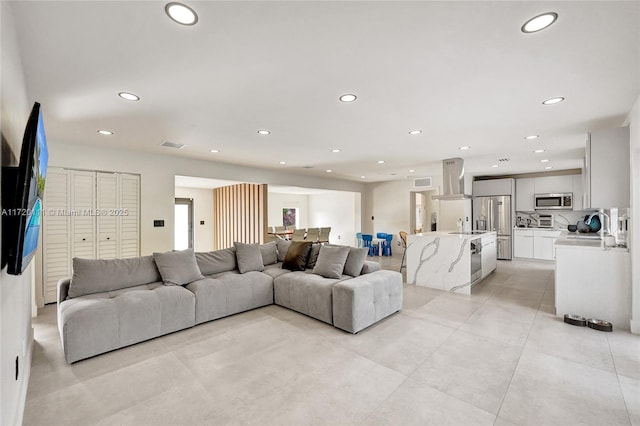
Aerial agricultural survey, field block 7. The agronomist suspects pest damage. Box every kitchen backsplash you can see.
[515,210,597,229]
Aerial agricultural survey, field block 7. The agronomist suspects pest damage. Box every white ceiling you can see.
[175,175,333,194]
[11,1,639,183]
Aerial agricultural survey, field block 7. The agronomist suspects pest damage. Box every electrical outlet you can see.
[337,235,341,239]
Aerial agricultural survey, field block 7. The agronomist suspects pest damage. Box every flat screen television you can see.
[2,102,48,275]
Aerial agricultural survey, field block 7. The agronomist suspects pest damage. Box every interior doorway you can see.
[175,198,193,250]
[410,190,438,234]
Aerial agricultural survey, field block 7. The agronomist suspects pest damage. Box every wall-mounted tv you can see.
[2,102,48,275]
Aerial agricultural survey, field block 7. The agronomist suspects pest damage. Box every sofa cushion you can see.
[262,263,291,279]
[306,243,322,269]
[273,271,340,324]
[153,249,205,286]
[195,248,237,275]
[68,256,162,299]
[260,241,278,266]
[343,247,369,277]
[234,242,265,273]
[312,245,350,279]
[282,241,312,271]
[276,239,291,262]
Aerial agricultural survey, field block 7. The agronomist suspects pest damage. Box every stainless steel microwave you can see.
[534,193,573,210]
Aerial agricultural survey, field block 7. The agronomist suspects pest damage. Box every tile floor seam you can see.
[607,334,635,425]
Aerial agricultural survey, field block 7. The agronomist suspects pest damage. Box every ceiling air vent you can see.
[160,141,185,149]
[413,176,432,188]
[498,158,510,162]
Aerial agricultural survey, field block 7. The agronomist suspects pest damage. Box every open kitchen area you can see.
[405,125,632,331]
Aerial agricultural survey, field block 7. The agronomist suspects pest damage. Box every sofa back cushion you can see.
[276,239,291,262]
[196,248,237,275]
[153,249,205,286]
[69,255,162,299]
[306,244,322,269]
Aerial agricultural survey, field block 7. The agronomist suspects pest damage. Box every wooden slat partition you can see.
[213,183,268,249]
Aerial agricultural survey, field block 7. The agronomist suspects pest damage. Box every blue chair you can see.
[356,232,363,248]
[384,234,393,256]
[376,233,388,256]
[362,234,377,256]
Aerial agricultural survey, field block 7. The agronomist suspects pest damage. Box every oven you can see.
[470,238,482,284]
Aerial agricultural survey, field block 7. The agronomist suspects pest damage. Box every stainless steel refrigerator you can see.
[473,196,512,260]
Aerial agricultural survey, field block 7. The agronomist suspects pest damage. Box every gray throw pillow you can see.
[312,245,350,279]
[343,247,369,277]
[195,247,237,275]
[276,239,292,262]
[153,249,205,286]
[234,242,265,273]
[260,241,278,266]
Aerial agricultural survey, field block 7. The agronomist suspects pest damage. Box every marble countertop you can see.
[555,231,629,252]
[413,230,496,239]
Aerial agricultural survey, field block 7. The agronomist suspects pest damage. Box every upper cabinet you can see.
[515,174,581,212]
[472,178,515,196]
[515,178,535,211]
[584,127,630,209]
[532,175,572,194]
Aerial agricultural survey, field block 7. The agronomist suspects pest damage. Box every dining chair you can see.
[383,234,393,256]
[306,227,320,243]
[356,232,363,248]
[399,231,408,272]
[376,233,388,256]
[319,227,331,243]
[292,228,306,241]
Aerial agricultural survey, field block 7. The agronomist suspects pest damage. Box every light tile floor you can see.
[24,255,640,425]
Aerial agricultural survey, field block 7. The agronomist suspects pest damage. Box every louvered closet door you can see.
[70,170,96,259]
[97,172,118,259]
[42,168,71,304]
[119,174,140,258]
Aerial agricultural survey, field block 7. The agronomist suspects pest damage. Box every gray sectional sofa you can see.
[57,240,403,363]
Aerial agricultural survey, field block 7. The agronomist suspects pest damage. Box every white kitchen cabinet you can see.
[532,230,561,260]
[534,175,573,194]
[481,234,497,278]
[513,229,534,259]
[572,174,584,211]
[473,178,515,196]
[515,178,535,211]
[585,127,630,209]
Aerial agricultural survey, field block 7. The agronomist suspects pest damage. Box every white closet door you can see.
[42,168,71,304]
[97,172,118,259]
[70,170,96,259]
[119,174,140,258]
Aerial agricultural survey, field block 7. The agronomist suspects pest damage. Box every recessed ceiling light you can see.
[491,164,499,168]
[525,135,539,140]
[377,160,385,164]
[257,130,270,135]
[521,12,558,33]
[408,130,422,135]
[332,149,341,153]
[534,149,545,153]
[279,161,286,165]
[97,130,113,135]
[165,2,198,25]
[118,92,139,101]
[540,159,550,163]
[542,97,565,105]
[458,146,470,150]
[339,94,357,103]
[209,149,219,153]
[408,169,415,173]
[326,169,332,173]
[360,175,366,179]
[545,166,553,170]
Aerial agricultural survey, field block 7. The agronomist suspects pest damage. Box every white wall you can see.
[174,187,214,252]
[46,141,364,256]
[267,193,309,228]
[0,2,34,424]
[628,94,640,334]
[308,191,360,246]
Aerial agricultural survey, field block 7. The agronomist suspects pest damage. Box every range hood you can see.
[432,158,472,200]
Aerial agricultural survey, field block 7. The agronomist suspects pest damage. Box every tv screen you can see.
[1,102,48,275]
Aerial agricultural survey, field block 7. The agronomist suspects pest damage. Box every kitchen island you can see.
[406,231,497,294]
[555,232,631,329]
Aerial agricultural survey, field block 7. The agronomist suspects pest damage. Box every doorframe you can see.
[175,197,194,249]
